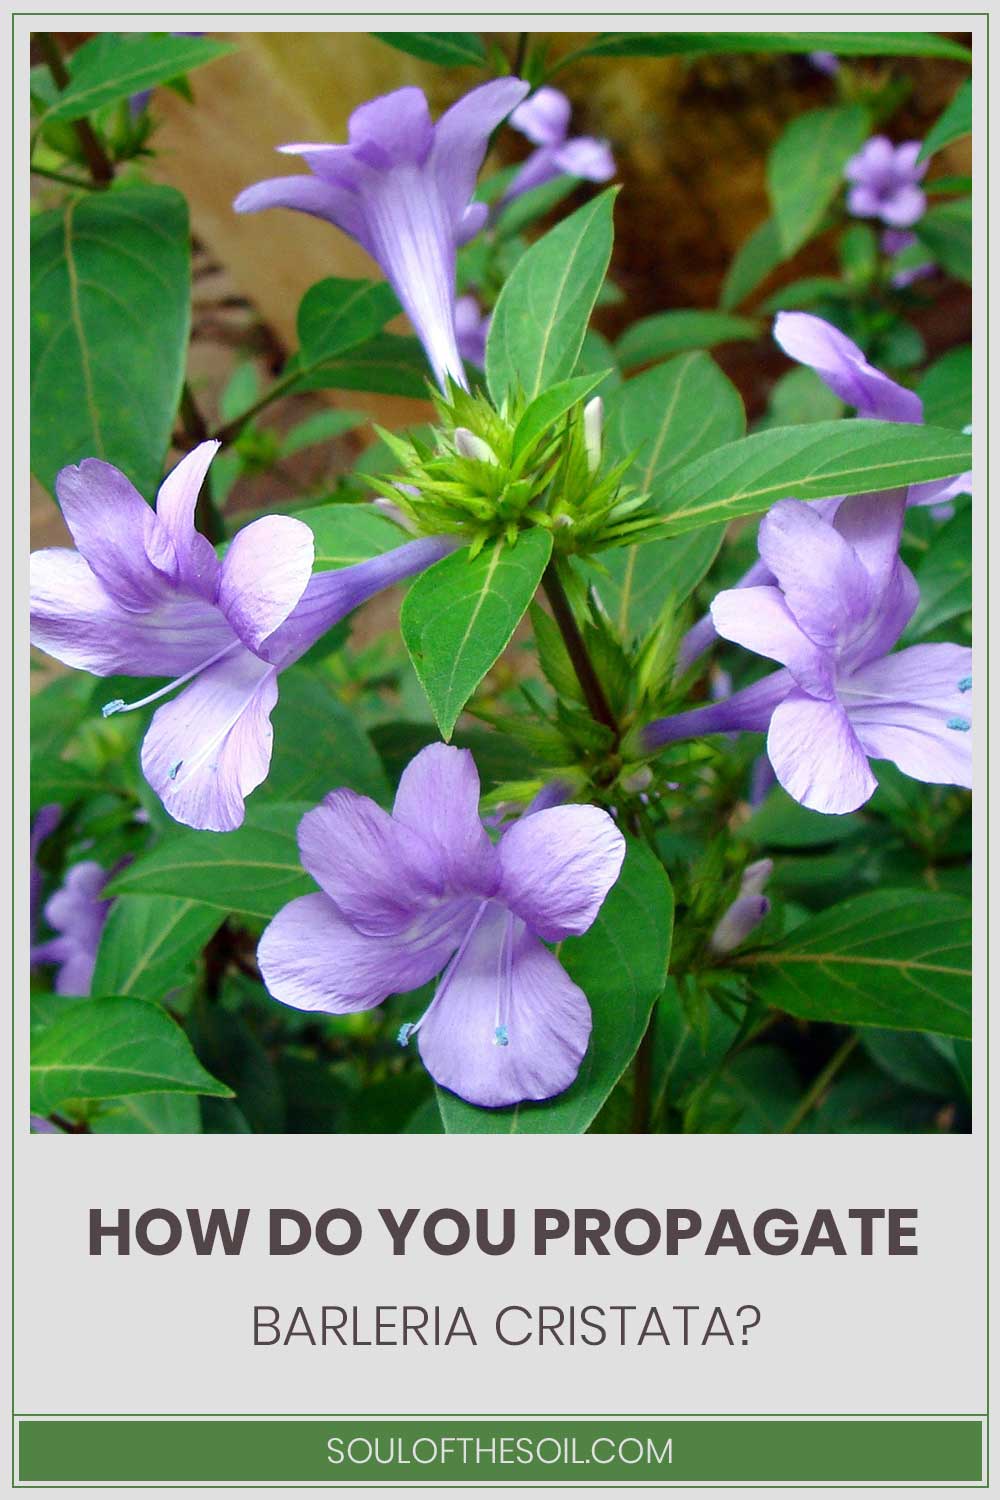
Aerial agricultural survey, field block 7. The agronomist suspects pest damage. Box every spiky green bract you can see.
[363,379,656,556]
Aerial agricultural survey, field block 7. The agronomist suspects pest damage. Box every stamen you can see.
[947,717,971,732]
[397,1023,414,1048]
[493,1025,509,1047]
[101,641,241,717]
[169,761,183,781]
[958,676,972,693]
[398,901,491,1044]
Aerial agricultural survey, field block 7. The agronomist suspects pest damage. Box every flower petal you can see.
[258,891,455,1013]
[392,744,499,897]
[417,906,591,1108]
[30,548,233,677]
[140,648,278,832]
[296,790,445,935]
[429,77,531,225]
[218,515,314,654]
[510,86,571,147]
[554,136,616,181]
[773,312,923,423]
[348,87,434,168]
[882,185,926,228]
[155,441,222,599]
[711,584,835,698]
[497,805,625,941]
[233,175,366,240]
[642,670,792,749]
[767,691,877,814]
[54,459,176,609]
[844,135,895,181]
[758,499,872,651]
[842,643,973,790]
[908,472,972,509]
[501,146,562,201]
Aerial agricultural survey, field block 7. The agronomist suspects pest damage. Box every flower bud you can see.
[709,858,773,955]
[454,427,498,464]
[583,396,603,475]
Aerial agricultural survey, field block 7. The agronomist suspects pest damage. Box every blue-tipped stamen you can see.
[102,698,125,718]
[947,716,971,732]
[168,760,183,781]
[958,676,972,693]
[397,1023,415,1048]
[494,1025,509,1047]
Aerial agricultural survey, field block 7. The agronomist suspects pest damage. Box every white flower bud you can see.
[454,427,497,464]
[583,396,603,474]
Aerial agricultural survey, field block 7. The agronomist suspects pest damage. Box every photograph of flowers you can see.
[28,27,973,1136]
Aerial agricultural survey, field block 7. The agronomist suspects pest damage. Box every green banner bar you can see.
[17,1418,983,1485]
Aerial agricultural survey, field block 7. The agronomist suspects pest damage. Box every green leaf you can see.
[736,890,971,1039]
[30,997,233,1115]
[401,529,553,738]
[920,80,972,162]
[905,505,972,640]
[757,276,847,317]
[291,503,406,571]
[280,409,365,457]
[91,1092,202,1133]
[916,197,972,284]
[719,218,785,311]
[438,839,673,1133]
[45,34,233,121]
[31,185,191,497]
[494,174,582,240]
[861,1029,961,1096]
[616,310,759,369]
[659,420,972,537]
[510,372,607,459]
[297,277,399,365]
[486,190,617,404]
[107,804,313,920]
[596,353,745,632]
[371,31,486,66]
[917,345,971,429]
[757,367,845,429]
[767,106,869,257]
[90,897,221,1002]
[743,786,865,849]
[286,333,431,398]
[263,668,390,805]
[568,32,970,62]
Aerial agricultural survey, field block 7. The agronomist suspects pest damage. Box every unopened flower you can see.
[645,493,972,814]
[454,294,491,367]
[504,86,615,202]
[844,136,928,228]
[710,859,772,954]
[258,744,626,1108]
[234,80,529,391]
[30,442,453,832]
[32,860,111,995]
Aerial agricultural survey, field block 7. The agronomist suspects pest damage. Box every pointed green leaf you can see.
[262,668,390,805]
[91,1093,202,1133]
[371,32,486,66]
[31,997,233,1115]
[767,105,870,256]
[569,32,971,62]
[719,217,785,311]
[919,80,972,161]
[437,839,673,1133]
[904,505,972,640]
[31,185,190,497]
[616,310,759,370]
[659,420,972,536]
[510,371,607,459]
[401,529,553,738]
[916,197,972,284]
[45,33,233,121]
[91,897,222,1002]
[297,277,399,365]
[736,890,971,1038]
[486,190,617,404]
[292,503,406,571]
[917,345,971,430]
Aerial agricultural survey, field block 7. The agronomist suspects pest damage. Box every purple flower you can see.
[645,492,972,815]
[881,229,936,289]
[30,803,61,941]
[504,86,615,202]
[32,860,111,995]
[30,442,453,833]
[808,50,840,76]
[234,79,529,391]
[258,744,626,1108]
[844,136,928,229]
[454,294,491,367]
[710,859,772,955]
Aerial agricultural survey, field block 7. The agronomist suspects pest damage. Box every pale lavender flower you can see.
[30,442,453,833]
[808,51,840,76]
[710,859,772,954]
[234,79,529,391]
[30,803,61,941]
[32,860,111,995]
[844,136,928,228]
[645,492,972,815]
[503,86,615,203]
[454,294,491,367]
[30,1115,63,1133]
[881,229,936,289]
[258,744,626,1108]
[676,312,969,675]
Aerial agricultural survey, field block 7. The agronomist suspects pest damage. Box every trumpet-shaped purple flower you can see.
[30,442,453,833]
[32,860,111,995]
[504,86,615,203]
[258,744,626,1108]
[454,294,491,367]
[844,136,928,228]
[234,79,529,391]
[645,492,972,815]
[710,859,772,955]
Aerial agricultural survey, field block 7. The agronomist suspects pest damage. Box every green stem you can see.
[211,368,300,446]
[630,1017,657,1133]
[781,1034,859,1134]
[511,31,530,77]
[31,164,101,191]
[37,33,115,186]
[541,559,618,739]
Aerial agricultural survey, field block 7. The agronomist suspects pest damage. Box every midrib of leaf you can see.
[45,43,223,120]
[113,901,204,994]
[442,542,503,708]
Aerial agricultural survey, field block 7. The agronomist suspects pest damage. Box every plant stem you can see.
[511,31,530,77]
[37,33,115,186]
[31,163,100,191]
[781,1033,859,1134]
[178,382,225,543]
[211,368,300,446]
[541,559,618,738]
